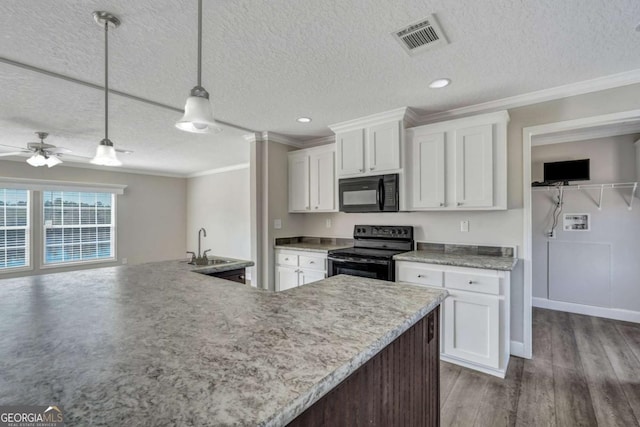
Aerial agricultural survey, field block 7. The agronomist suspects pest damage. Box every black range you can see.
[327,225,414,282]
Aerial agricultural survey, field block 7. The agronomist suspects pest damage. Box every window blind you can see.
[0,189,30,270]
[43,191,115,265]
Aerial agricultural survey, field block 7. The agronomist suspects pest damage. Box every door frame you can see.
[522,108,640,359]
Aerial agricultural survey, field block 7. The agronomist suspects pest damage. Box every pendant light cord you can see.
[197,0,202,87]
[104,21,109,141]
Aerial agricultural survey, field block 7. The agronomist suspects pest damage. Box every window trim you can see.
[0,189,33,274]
[40,192,118,269]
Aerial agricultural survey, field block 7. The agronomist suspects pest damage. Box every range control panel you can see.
[353,225,414,240]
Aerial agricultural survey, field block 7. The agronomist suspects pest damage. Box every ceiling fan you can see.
[0,132,132,168]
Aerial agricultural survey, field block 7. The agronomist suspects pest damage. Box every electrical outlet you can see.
[460,220,469,232]
[274,219,282,229]
[325,219,332,228]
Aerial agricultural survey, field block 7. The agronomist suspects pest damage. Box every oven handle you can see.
[378,178,384,211]
[328,256,389,266]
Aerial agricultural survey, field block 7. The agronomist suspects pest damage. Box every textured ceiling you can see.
[1,0,640,175]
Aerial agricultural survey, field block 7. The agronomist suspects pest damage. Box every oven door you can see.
[327,256,394,281]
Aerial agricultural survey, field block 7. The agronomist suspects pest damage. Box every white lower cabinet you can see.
[275,249,327,291]
[396,261,511,378]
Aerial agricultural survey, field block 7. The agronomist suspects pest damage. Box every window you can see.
[43,191,115,265]
[0,188,30,270]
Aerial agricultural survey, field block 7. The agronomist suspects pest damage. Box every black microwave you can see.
[339,174,399,213]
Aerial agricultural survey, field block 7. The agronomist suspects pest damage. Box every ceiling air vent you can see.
[392,15,448,56]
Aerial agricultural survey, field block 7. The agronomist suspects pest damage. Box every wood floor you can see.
[440,308,640,426]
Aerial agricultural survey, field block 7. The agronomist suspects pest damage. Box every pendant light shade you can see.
[91,11,122,166]
[90,138,122,166]
[45,155,63,168]
[176,0,222,134]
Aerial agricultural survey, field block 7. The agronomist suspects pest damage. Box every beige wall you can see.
[296,82,640,344]
[186,167,251,262]
[0,160,187,278]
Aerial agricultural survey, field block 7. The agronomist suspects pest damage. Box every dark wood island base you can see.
[288,306,440,427]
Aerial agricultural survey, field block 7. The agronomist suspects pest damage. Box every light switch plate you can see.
[274,219,282,229]
[325,219,332,228]
[460,220,469,232]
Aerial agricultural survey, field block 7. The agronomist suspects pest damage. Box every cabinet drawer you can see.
[299,255,326,271]
[277,253,299,267]
[397,264,444,287]
[445,271,499,295]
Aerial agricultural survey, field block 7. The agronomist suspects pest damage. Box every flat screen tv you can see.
[543,159,590,184]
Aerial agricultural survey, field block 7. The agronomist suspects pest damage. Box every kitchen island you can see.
[0,262,446,426]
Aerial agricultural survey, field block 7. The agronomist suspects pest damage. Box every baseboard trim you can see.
[510,341,527,358]
[533,297,640,323]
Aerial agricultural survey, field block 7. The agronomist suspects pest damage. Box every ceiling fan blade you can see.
[59,153,92,160]
[115,148,134,154]
[0,152,27,157]
[50,146,73,154]
[0,143,27,151]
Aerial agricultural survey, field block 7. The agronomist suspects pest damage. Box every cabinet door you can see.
[276,266,299,291]
[309,150,336,211]
[455,124,493,208]
[288,154,310,212]
[443,290,499,369]
[368,121,401,173]
[299,269,326,286]
[411,132,445,208]
[337,129,365,176]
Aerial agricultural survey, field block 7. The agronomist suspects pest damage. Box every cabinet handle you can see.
[309,261,315,264]
[417,274,425,278]
[370,167,375,171]
[457,202,463,206]
[315,206,319,209]
[359,168,364,172]
[284,258,289,261]
[439,202,445,207]
[468,280,474,284]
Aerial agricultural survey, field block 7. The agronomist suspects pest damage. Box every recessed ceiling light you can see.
[297,117,312,123]
[429,78,451,89]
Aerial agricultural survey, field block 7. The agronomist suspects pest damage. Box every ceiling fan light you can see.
[45,155,63,168]
[26,153,47,167]
[175,91,222,134]
[91,139,122,166]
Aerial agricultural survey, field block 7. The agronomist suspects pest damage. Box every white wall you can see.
[186,167,251,261]
[531,136,640,312]
[0,160,187,279]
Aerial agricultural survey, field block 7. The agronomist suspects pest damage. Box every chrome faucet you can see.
[198,228,207,258]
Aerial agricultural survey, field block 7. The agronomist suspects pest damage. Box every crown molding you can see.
[532,121,640,146]
[418,68,640,124]
[260,132,305,148]
[300,135,335,147]
[187,163,250,178]
[329,107,415,133]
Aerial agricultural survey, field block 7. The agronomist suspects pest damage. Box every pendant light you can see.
[91,11,122,166]
[175,0,222,134]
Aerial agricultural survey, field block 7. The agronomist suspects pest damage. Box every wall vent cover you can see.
[392,15,448,56]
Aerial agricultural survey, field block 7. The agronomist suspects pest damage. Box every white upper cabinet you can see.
[411,132,445,208]
[309,150,336,211]
[406,110,509,211]
[330,107,414,179]
[288,153,310,212]
[337,129,365,176]
[288,145,337,213]
[455,124,494,208]
[368,121,401,173]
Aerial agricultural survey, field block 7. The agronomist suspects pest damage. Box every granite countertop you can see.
[394,250,519,271]
[0,263,446,426]
[184,255,254,275]
[274,242,352,253]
